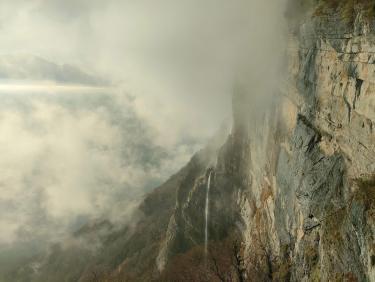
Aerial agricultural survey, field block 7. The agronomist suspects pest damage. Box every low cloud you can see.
[0,81,201,246]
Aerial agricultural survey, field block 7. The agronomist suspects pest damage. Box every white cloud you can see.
[0,0,287,147]
[0,87,201,245]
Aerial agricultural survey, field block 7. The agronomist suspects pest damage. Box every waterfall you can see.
[204,170,212,258]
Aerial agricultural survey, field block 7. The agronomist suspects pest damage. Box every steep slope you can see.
[240,9,375,281]
[4,124,227,282]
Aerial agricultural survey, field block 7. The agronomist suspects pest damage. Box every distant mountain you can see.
[0,54,109,86]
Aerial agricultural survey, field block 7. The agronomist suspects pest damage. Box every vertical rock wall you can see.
[158,11,375,281]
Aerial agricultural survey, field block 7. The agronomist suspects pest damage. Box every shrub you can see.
[316,0,375,23]
[289,0,375,24]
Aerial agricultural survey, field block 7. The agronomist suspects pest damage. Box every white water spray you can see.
[204,170,212,258]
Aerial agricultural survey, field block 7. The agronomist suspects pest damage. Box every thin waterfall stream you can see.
[204,170,212,259]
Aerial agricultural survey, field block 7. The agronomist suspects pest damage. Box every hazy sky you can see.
[0,0,287,139]
[0,0,287,246]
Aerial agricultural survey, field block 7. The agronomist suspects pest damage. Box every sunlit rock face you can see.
[276,12,375,281]
[153,10,375,282]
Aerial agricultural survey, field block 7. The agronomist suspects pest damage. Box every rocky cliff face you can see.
[272,11,375,281]
[149,10,375,282]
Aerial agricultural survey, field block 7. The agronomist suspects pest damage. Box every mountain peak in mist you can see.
[0,54,109,86]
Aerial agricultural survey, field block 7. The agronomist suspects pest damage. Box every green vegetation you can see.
[288,0,375,24]
[315,0,375,23]
[355,174,375,212]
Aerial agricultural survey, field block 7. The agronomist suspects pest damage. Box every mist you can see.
[0,0,288,275]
